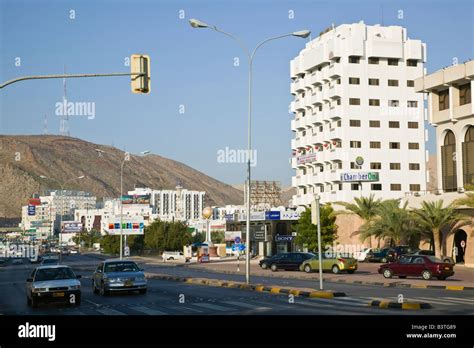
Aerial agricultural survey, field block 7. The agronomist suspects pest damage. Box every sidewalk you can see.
[135,256,474,290]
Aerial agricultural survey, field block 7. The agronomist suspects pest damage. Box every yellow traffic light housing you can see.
[131,54,150,94]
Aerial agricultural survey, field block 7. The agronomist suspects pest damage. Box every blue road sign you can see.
[235,236,241,244]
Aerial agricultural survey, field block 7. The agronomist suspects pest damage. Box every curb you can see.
[146,274,346,299]
[368,300,432,310]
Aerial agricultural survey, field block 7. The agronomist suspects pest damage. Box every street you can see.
[1,253,473,315]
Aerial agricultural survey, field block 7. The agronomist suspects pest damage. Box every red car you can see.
[378,255,454,280]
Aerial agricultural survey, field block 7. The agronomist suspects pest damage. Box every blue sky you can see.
[1,0,473,187]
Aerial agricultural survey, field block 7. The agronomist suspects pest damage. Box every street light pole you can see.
[189,19,310,284]
[120,156,127,260]
[315,195,323,290]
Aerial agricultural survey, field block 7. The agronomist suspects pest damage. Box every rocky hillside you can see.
[0,135,243,218]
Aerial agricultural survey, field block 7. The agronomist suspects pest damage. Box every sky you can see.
[1,0,473,187]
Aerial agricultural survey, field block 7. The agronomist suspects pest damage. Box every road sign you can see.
[124,246,130,256]
[27,205,36,216]
[235,236,241,244]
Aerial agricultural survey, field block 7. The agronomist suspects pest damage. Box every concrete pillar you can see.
[436,129,444,193]
[455,133,464,191]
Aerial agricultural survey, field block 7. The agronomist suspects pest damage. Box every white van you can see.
[162,251,187,261]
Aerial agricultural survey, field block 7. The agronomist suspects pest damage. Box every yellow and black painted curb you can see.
[335,279,474,291]
[146,274,346,298]
[368,300,432,310]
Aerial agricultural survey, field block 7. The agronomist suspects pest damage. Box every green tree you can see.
[412,200,469,258]
[143,220,192,253]
[192,232,206,244]
[336,194,382,245]
[72,229,101,249]
[294,204,337,252]
[211,231,225,244]
[100,234,120,255]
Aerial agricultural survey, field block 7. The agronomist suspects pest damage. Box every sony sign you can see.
[340,172,379,182]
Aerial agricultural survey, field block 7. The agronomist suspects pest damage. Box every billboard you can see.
[28,198,41,206]
[265,211,281,220]
[225,231,242,242]
[340,172,379,182]
[108,217,144,235]
[120,195,150,205]
[27,205,36,216]
[62,222,82,233]
[297,153,317,165]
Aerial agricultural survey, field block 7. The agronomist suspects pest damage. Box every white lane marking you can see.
[192,302,230,312]
[95,308,126,315]
[85,299,101,307]
[396,297,456,306]
[308,297,368,306]
[168,306,204,313]
[416,297,474,305]
[130,306,168,315]
[223,301,270,310]
[444,297,474,303]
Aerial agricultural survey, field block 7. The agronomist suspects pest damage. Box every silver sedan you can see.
[92,259,147,296]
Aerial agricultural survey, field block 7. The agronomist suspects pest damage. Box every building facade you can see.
[415,60,474,192]
[290,22,427,206]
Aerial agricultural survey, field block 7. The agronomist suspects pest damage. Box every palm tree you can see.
[412,200,469,258]
[454,193,474,208]
[360,199,420,246]
[336,194,382,245]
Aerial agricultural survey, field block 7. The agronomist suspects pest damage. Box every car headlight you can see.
[106,278,120,283]
[32,288,47,293]
[69,285,80,290]
[135,276,145,281]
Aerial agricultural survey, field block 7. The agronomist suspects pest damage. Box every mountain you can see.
[0,135,243,218]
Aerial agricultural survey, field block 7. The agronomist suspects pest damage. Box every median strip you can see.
[146,274,345,298]
[368,300,432,310]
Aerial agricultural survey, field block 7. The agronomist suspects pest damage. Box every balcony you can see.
[311,92,323,106]
[328,127,342,140]
[328,63,342,78]
[326,148,343,161]
[291,119,296,132]
[294,98,305,111]
[295,78,306,92]
[289,101,296,113]
[290,82,297,95]
[329,85,342,99]
[329,105,342,119]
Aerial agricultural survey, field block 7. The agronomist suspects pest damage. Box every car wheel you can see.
[398,276,407,279]
[331,265,340,274]
[304,264,312,273]
[347,270,355,274]
[422,270,432,280]
[261,263,267,270]
[169,257,174,260]
[270,264,278,272]
[92,280,99,294]
[99,283,108,296]
[381,257,388,263]
[382,269,393,279]
[139,289,147,294]
[443,258,452,264]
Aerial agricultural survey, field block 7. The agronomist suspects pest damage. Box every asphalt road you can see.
[0,254,473,315]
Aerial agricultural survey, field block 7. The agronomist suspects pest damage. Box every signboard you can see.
[28,198,41,206]
[224,214,235,221]
[242,225,266,242]
[27,205,36,216]
[108,217,145,235]
[275,234,295,242]
[62,222,82,233]
[124,246,130,257]
[281,211,301,220]
[265,211,281,220]
[239,212,266,221]
[120,195,151,205]
[225,231,242,242]
[297,153,317,165]
[340,172,379,182]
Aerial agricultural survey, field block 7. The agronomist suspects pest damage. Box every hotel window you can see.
[389,100,399,107]
[388,79,399,87]
[339,184,343,190]
[336,98,341,105]
[368,78,379,86]
[407,59,418,67]
[350,119,361,127]
[407,80,415,87]
[390,163,401,170]
[369,120,380,128]
[349,98,360,105]
[407,100,418,108]
[370,162,382,170]
[389,142,400,149]
[408,122,419,129]
[368,57,379,64]
[408,142,419,150]
[410,184,421,192]
[319,85,323,91]
[350,141,362,148]
[349,56,360,64]
[371,184,382,191]
[337,120,342,127]
[389,121,400,128]
[438,89,449,110]
[409,163,420,170]
[369,99,380,106]
[336,78,341,84]
[370,141,381,149]
[459,83,471,105]
[388,58,399,66]
[319,126,323,132]
[351,183,360,191]
[391,184,402,191]
[318,105,323,111]
[350,162,361,169]
[349,77,360,85]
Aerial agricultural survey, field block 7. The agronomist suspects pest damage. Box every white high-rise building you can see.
[290,21,428,206]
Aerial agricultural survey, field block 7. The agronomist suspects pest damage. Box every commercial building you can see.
[19,201,53,240]
[415,60,474,192]
[41,190,96,217]
[290,21,427,206]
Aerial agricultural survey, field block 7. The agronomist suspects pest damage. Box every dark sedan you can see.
[378,255,455,280]
[261,252,314,272]
[366,248,391,263]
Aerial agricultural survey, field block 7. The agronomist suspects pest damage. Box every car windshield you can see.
[42,259,58,264]
[427,256,445,263]
[104,262,139,273]
[35,267,76,281]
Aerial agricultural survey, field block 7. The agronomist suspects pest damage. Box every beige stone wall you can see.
[334,214,380,248]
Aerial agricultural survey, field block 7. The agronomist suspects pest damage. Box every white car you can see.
[353,248,372,262]
[162,251,188,261]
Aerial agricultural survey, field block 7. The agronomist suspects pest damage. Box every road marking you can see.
[192,302,230,312]
[130,306,168,315]
[168,306,204,313]
[85,299,101,307]
[95,308,126,315]
[223,301,270,310]
[444,297,474,303]
[399,297,457,306]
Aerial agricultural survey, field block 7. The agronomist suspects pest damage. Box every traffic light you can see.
[131,54,150,94]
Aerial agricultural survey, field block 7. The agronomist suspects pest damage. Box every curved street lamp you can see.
[189,19,310,284]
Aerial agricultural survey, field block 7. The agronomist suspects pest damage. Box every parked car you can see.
[259,254,285,269]
[262,252,315,272]
[366,248,391,263]
[92,260,147,295]
[404,249,455,264]
[162,251,188,261]
[41,256,60,266]
[26,265,82,307]
[378,255,454,280]
[353,247,372,262]
[300,253,358,274]
[387,246,418,262]
[29,255,43,264]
